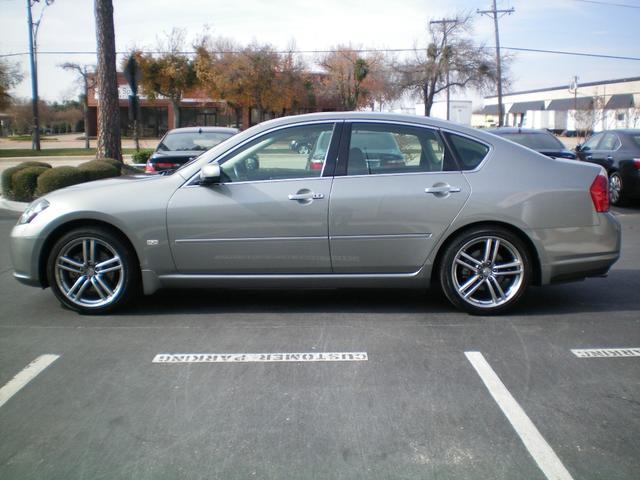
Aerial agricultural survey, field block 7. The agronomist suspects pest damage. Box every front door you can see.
[167,123,338,274]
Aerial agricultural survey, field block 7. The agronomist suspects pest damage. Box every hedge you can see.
[1,161,51,198]
[12,167,50,202]
[35,160,121,197]
[131,149,153,164]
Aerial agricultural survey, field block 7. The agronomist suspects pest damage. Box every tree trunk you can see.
[94,0,122,161]
[171,98,181,128]
[83,80,90,149]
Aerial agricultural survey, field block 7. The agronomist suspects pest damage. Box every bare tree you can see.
[94,0,122,160]
[0,59,23,110]
[60,63,95,149]
[397,15,499,116]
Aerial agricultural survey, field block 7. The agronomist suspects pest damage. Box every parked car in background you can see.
[11,112,620,316]
[145,126,238,173]
[575,129,640,205]
[487,128,577,160]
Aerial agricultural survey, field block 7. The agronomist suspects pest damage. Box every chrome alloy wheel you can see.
[609,173,622,205]
[54,237,124,309]
[451,236,524,309]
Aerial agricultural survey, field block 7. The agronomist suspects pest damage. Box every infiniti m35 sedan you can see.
[11,112,620,315]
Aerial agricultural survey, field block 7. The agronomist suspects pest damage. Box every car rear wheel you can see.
[47,227,139,314]
[609,172,624,206]
[439,227,531,315]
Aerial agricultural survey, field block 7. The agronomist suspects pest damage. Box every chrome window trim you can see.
[182,175,329,189]
[182,121,340,188]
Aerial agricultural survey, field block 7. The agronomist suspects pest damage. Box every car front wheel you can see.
[47,227,139,314]
[439,227,531,315]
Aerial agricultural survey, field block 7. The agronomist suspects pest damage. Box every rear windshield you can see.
[630,134,640,149]
[158,131,234,152]
[498,132,565,150]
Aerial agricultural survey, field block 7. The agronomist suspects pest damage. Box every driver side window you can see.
[219,124,335,183]
[582,133,603,151]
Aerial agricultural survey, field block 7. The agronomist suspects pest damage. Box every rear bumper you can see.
[535,212,621,285]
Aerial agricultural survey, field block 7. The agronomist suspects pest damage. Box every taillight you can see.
[633,158,640,169]
[309,160,323,170]
[590,172,609,213]
[145,161,156,173]
[156,162,179,169]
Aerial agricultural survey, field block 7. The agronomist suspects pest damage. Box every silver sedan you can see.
[10,112,620,315]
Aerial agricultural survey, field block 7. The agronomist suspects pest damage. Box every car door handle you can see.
[288,192,324,201]
[425,185,461,194]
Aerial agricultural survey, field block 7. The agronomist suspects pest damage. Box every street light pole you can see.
[478,1,514,127]
[27,0,40,151]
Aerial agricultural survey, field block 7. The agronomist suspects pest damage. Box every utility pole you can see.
[429,18,458,121]
[478,1,514,127]
[26,0,54,151]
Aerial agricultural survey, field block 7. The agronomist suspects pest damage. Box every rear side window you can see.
[445,133,490,170]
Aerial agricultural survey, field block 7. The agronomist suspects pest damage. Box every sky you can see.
[1,0,639,107]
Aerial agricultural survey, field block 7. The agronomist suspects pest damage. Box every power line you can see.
[1,46,640,61]
[573,0,640,8]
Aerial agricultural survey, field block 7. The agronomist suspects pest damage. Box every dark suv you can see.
[487,128,577,160]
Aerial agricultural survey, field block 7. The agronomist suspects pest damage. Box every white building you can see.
[479,76,640,133]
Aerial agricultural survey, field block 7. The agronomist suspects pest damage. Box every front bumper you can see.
[10,224,46,288]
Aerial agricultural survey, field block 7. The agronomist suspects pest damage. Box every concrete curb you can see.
[0,197,28,212]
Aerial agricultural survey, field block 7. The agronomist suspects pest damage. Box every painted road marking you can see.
[465,351,574,480]
[153,352,368,364]
[571,347,640,358]
[0,355,60,409]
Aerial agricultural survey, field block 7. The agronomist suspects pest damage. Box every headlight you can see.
[18,199,50,225]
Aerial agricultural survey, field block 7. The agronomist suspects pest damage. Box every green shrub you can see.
[12,167,50,202]
[131,149,153,164]
[96,158,124,172]
[36,167,90,197]
[78,160,121,181]
[1,161,51,199]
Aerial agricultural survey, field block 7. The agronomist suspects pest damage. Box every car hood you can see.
[44,174,162,199]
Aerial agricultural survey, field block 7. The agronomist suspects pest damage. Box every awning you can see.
[508,101,545,113]
[605,93,634,109]
[547,97,593,111]
[480,104,500,115]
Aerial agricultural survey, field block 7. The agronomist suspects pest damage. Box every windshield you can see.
[158,131,234,152]
[498,132,565,150]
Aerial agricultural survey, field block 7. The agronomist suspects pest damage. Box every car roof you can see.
[166,126,239,134]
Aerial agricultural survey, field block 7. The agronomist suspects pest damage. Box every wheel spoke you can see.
[491,239,500,263]
[95,256,121,274]
[493,260,521,270]
[455,258,478,271]
[89,239,96,264]
[57,256,84,274]
[91,277,107,300]
[75,277,91,300]
[483,238,493,262]
[95,275,114,297]
[485,278,498,304]
[459,274,483,298]
[67,275,87,298]
[489,276,506,301]
[459,251,481,267]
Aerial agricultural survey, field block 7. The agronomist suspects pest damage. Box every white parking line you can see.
[571,347,640,358]
[465,351,574,480]
[153,352,368,363]
[0,355,60,409]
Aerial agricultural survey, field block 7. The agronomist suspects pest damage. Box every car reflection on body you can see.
[11,112,620,315]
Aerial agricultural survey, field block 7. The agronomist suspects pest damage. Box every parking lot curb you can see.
[0,197,27,212]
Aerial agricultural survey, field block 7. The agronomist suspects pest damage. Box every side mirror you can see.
[199,164,221,185]
[575,144,582,152]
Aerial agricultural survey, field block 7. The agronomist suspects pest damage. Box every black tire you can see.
[47,227,139,314]
[608,172,625,206]
[439,226,532,315]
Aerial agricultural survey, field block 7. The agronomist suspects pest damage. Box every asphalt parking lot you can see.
[0,206,639,480]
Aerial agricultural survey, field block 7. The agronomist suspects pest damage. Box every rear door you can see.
[328,122,471,273]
